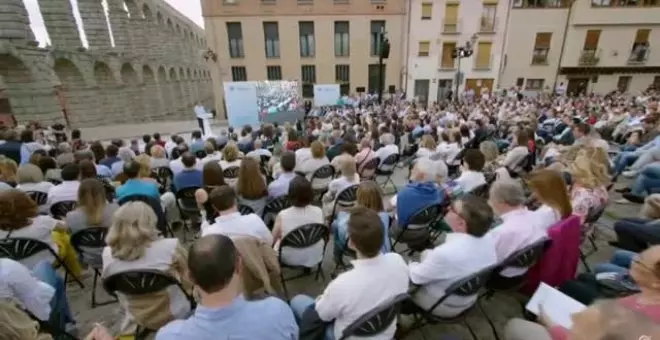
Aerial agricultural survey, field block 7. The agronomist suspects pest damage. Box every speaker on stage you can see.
[356,86,366,93]
[388,85,396,94]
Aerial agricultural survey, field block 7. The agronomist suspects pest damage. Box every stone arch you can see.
[143,3,153,20]
[156,66,173,117]
[168,67,182,115]
[120,63,143,121]
[142,65,162,119]
[124,0,139,17]
[0,54,59,125]
[167,18,173,32]
[178,67,190,112]
[93,61,118,124]
[53,58,89,126]
[157,12,163,25]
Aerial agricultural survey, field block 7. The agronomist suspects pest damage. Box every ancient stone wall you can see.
[0,0,213,127]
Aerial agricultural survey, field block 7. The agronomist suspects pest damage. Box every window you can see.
[515,77,525,87]
[334,21,350,57]
[617,76,632,92]
[421,3,433,19]
[418,41,430,57]
[368,63,383,94]
[525,78,544,90]
[335,64,350,82]
[263,22,280,58]
[266,66,282,80]
[231,66,247,81]
[630,29,650,62]
[299,21,315,58]
[414,79,430,103]
[226,22,244,58]
[301,65,316,98]
[583,30,601,51]
[592,0,657,6]
[480,5,496,32]
[441,42,456,68]
[370,21,386,56]
[532,32,552,64]
[443,4,459,32]
[475,41,492,69]
[514,0,570,7]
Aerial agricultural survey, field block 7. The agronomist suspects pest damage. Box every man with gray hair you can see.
[374,131,399,167]
[487,179,548,278]
[74,149,112,178]
[55,142,74,167]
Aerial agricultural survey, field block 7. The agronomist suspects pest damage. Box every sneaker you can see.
[622,170,638,178]
[615,187,631,194]
[615,198,633,204]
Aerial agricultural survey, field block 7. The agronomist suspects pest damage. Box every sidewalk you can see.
[78,119,228,141]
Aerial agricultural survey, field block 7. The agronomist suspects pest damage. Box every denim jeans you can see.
[614,217,660,252]
[613,151,641,175]
[631,163,660,196]
[594,249,637,274]
[290,295,335,340]
[33,260,74,329]
[621,145,638,152]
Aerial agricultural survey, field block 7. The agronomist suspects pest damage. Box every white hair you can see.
[380,133,395,145]
[489,179,526,206]
[413,157,437,182]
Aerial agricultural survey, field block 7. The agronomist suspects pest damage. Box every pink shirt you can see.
[355,148,377,173]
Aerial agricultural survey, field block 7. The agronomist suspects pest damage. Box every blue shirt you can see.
[96,164,112,178]
[100,157,120,169]
[268,172,296,198]
[173,169,202,191]
[155,295,298,340]
[116,179,160,201]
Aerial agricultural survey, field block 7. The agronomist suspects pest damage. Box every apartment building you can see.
[500,0,660,95]
[201,0,407,116]
[405,0,511,105]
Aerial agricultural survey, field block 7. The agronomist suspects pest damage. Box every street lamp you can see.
[451,34,477,102]
[377,28,390,105]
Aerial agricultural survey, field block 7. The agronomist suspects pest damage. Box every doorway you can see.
[465,78,494,96]
[437,79,453,102]
[567,78,589,96]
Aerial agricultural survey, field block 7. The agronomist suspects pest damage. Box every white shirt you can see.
[415,148,434,158]
[316,253,409,340]
[436,142,461,164]
[194,104,207,119]
[454,171,486,193]
[409,233,498,317]
[502,146,529,170]
[246,148,273,162]
[0,216,60,269]
[375,144,399,166]
[0,258,55,321]
[47,180,80,206]
[276,205,325,267]
[530,204,562,230]
[486,208,548,277]
[17,181,54,194]
[201,212,273,245]
[295,147,313,166]
[201,152,222,165]
[170,158,204,175]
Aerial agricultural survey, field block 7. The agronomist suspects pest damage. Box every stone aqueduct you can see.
[0,0,213,127]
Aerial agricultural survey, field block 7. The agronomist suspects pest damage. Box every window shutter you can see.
[444,4,458,23]
[476,42,492,68]
[421,3,433,18]
[583,30,601,50]
[534,32,552,49]
[635,29,650,43]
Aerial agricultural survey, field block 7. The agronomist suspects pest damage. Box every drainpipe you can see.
[403,0,412,94]
[552,0,575,91]
[496,0,514,89]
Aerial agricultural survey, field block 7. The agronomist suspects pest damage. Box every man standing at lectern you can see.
[194,101,207,135]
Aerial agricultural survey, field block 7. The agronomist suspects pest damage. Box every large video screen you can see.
[224,80,305,128]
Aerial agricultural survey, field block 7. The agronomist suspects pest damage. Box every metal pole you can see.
[454,51,461,102]
[377,33,385,105]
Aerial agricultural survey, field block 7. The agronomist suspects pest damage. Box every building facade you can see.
[0,0,213,128]
[202,0,407,118]
[405,0,510,105]
[500,0,660,95]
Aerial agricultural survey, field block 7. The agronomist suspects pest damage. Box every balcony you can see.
[578,49,601,66]
[442,19,462,35]
[628,45,650,65]
[532,54,548,65]
[479,17,497,33]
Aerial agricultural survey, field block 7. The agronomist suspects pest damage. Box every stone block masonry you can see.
[0,0,214,128]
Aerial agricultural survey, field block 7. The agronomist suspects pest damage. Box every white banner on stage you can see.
[314,84,340,106]
[223,82,260,128]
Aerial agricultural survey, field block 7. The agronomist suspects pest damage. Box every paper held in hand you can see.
[525,282,587,329]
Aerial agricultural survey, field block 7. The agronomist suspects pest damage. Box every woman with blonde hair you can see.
[236,157,268,216]
[0,302,52,340]
[134,154,153,179]
[219,142,242,168]
[332,181,391,261]
[479,140,500,174]
[322,155,360,217]
[416,135,437,158]
[527,169,573,229]
[569,146,610,224]
[0,156,18,188]
[296,140,330,178]
[16,163,53,195]
[149,145,170,169]
[102,201,191,335]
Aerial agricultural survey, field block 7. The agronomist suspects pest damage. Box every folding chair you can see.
[391,203,443,254]
[375,154,400,194]
[359,157,380,181]
[118,194,173,237]
[470,183,490,199]
[103,270,195,340]
[407,266,495,340]
[23,307,78,340]
[26,191,48,206]
[175,186,202,241]
[151,166,174,194]
[339,293,409,340]
[238,204,255,215]
[279,223,329,299]
[310,165,335,200]
[507,153,533,179]
[262,196,291,229]
[0,237,84,289]
[329,184,359,222]
[48,178,62,185]
[71,227,117,308]
[50,201,77,220]
[223,166,240,180]
[195,150,206,159]
[581,204,607,272]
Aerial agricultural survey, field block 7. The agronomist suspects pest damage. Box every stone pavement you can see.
[64,168,638,339]
[78,119,229,141]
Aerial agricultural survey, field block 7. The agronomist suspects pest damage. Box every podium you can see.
[199,113,215,138]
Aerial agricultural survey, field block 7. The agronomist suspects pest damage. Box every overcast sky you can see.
[22,0,204,47]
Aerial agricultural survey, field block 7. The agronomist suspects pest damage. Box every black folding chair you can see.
[70,227,117,308]
[339,293,409,340]
[50,201,77,220]
[279,223,329,299]
[195,150,206,159]
[262,196,291,229]
[118,194,173,237]
[408,266,495,340]
[96,176,116,202]
[0,237,84,289]
[581,204,607,272]
[47,178,62,185]
[238,204,255,215]
[151,166,174,194]
[175,186,201,241]
[223,166,240,180]
[329,184,359,222]
[310,165,335,200]
[26,191,48,206]
[375,154,400,194]
[359,157,380,181]
[507,153,533,179]
[391,203,443,254]
[470,183,490,199]
[103,270,195,340]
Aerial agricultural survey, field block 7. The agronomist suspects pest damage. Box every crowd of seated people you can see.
[0,86,659,339]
